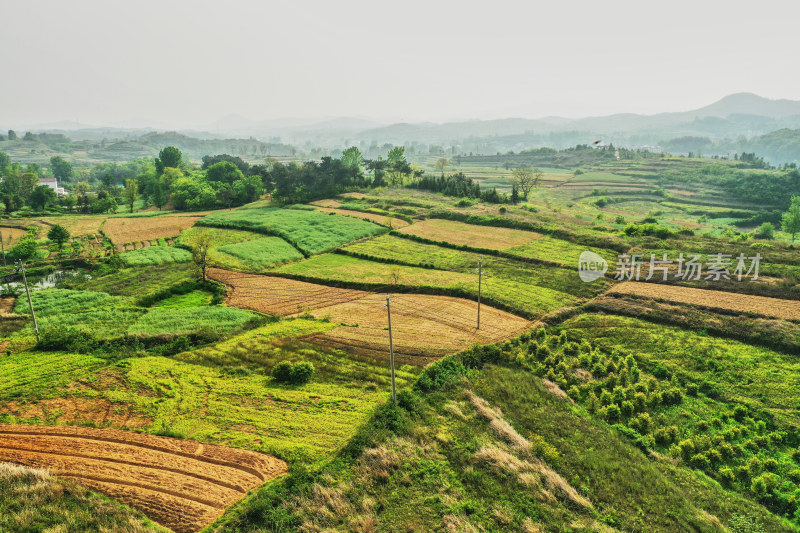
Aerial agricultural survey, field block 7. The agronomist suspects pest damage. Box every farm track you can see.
[608,281,800,322]
[0,424,287,533]
[210,268,530,362]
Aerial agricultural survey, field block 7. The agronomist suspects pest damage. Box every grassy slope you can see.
[118,246,192,266]
[0,463,164,533]
[216,361,790,532]
[0,319,418,463]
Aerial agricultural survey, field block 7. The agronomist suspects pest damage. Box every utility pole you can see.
[18,261,39,342]
[0,231,5,266]
[385,294,397,404]
[475,260,483,329]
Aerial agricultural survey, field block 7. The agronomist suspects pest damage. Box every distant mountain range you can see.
[7,93,800,164]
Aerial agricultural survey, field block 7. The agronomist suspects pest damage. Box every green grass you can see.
[151,289,214,308]
[128,306,262,336]
[216,237,303,270]
[63,263,196,301]
[118,246,192,267]
[197,207,387,255]
[0,463,164,533]
[108,210,176,218]
[506,235,619,266]
[14,289,127,317]
[220,357,791,532]
[0,320,418,463]
[274,252,579,317]
[343,234,606,299]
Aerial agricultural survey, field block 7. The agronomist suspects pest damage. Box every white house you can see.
[39,177,67,197]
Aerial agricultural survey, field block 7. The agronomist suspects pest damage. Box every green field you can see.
[274,252,580,317]
[0,319,418,462]
[118,246,192,266]
[197,207,387,255]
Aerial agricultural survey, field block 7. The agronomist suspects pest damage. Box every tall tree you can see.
[0,151,9,171]
[49,156,73,182]
[124,179,139,213]
[511,166,542,199]
[156,146,183,174]
[152,179,167,210]
[7,130,17,141]
[782,196,800,242]
[30,185,57,210]
[435,158,450,175]
[341,146,364,170]
[206,161,244,184]
[189,230,213,282]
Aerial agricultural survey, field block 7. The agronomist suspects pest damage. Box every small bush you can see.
[271,361,294,382]
[290,361,315,384]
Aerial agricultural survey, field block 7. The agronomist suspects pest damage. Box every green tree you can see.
[7,130,17,141]
[434,158,450,175]
[0,151,9,171]
[206,161,244,184]
[30,185,56,210]
[49,156,73,182]
[781,196,800,242]
[341,146,364,170]
[188,230,213,281]
[124,178,139,213]
[47,224,70,250]
[152,179,167,210]
[156,146,182,174]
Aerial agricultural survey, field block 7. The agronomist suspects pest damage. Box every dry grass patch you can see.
[609,281,800,321]
[104,216,202,250]
[397,219,541,250]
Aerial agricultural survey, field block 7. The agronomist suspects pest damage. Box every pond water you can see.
[1,269,91,293]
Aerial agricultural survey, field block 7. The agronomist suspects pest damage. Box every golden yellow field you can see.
[314,206,410,228]
[609,281,800,321]
[103,216,202,250]
[210,268,529,365]
[397,219,541,249]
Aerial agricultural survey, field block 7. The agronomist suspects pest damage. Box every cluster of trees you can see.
[409,166,542,204]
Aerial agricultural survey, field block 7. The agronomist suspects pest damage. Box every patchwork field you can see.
[608,281,800,321]
[271,253,581,317]
[119,246,193,266]
[209,268,529,364]
[397,218,542,249]
[314,206,411,228]
[0,424,287,533]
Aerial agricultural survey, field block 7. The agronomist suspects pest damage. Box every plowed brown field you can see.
[0,424,287,533]
[608,281,800,321]
[210,268,530,364]
[104,217,202,251]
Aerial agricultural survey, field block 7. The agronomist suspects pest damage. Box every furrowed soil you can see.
[104,217,203,251]
[608,281,800,321]
[0,424,287,533]
[209,268,530,365]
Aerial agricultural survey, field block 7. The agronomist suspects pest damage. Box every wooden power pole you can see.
[475,260,483,329]
[18,261,39,342]
[385,294,397,404]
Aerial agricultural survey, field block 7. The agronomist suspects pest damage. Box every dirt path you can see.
[608,281,800,322]
[0,424,287,533]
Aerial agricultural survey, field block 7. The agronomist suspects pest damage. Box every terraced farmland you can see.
[608,281,800,321]
[397,218,542,249]
[104,216,203,251]
[0,424,287,533]
[210,268,530,364]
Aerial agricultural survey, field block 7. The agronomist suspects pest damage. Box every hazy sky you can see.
[2,0,799,128]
